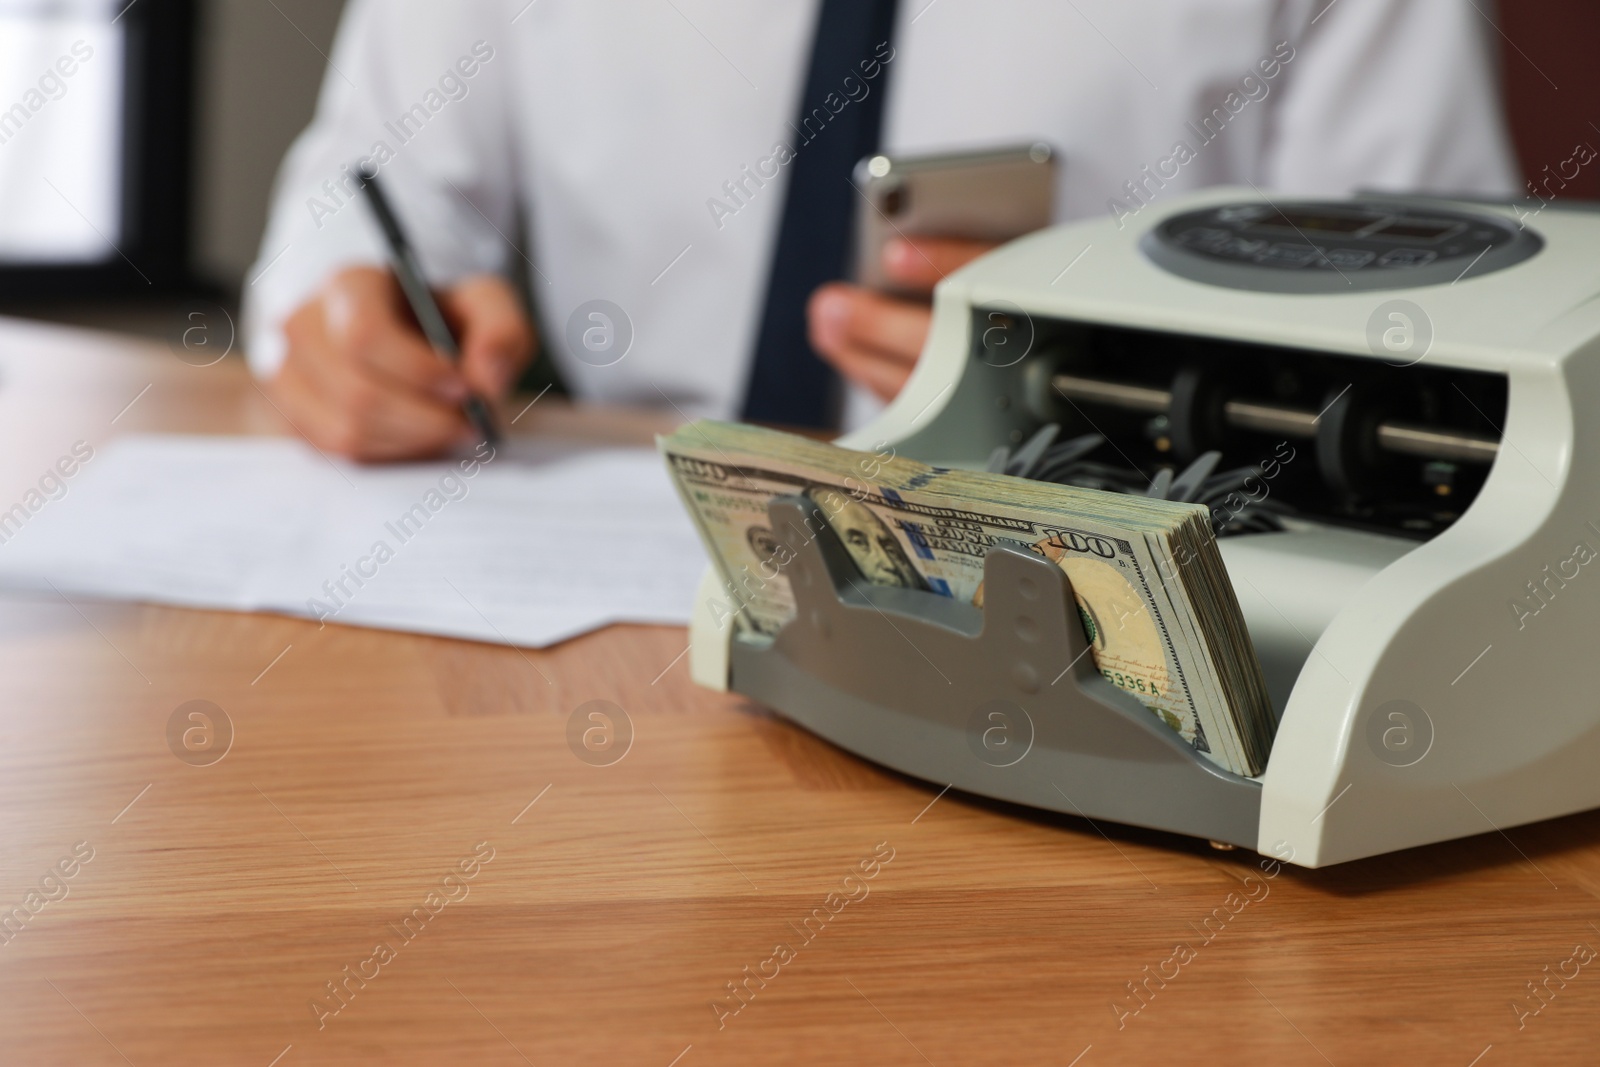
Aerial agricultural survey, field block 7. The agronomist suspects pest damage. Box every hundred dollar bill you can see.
[660,421,1273,776]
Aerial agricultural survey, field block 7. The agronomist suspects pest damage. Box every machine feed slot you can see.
[729,496,1263,848]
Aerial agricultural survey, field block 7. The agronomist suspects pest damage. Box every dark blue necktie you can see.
[740,0,900,429]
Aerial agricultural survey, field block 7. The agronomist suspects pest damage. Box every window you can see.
[0,0,193,296]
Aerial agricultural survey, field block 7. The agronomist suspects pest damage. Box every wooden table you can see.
[1,317,1597,1066]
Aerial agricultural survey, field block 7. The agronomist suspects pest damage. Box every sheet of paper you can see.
[0,435,708,647]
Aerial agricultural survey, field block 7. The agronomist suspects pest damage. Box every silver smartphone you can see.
[851,142,1058,295]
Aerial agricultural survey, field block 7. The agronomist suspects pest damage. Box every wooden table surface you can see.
[1,316,1598,1066]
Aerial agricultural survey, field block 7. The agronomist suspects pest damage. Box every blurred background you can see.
[0,0,342,334]
[0,0,1596,343]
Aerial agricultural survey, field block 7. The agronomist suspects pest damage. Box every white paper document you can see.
[0,435,708,647]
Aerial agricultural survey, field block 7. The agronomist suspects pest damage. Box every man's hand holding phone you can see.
[809,143,1057,405]
[806,236,997,402]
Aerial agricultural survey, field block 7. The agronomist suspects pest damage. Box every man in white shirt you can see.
[245,0,1517,461]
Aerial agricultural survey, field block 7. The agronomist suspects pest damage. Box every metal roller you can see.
[1049,373,1499,464]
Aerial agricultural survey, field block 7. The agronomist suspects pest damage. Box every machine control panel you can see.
[1141,199,1543,293]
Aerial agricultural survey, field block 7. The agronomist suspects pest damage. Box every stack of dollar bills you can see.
[659,420,1275,777]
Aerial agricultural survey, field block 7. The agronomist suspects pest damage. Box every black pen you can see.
[356,167,500,447]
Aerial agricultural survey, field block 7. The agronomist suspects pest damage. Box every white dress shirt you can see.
[244,0,1518,423]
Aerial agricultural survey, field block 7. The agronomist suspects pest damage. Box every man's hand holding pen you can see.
[268,266,533,462]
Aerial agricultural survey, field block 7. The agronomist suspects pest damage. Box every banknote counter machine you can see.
[686,188,1600,868]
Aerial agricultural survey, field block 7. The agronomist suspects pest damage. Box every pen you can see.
[356,167,501,447]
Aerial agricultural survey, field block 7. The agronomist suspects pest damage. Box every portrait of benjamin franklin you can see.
[803,485,929,591]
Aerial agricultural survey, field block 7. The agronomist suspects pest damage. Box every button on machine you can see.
[1378,248,1439,269]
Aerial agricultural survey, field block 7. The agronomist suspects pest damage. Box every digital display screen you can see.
[1247,210,1467,244]
[1369,219,1463,242]
[1255,211,1377,235]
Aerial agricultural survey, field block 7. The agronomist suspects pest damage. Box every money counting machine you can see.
[688,187,1600,867]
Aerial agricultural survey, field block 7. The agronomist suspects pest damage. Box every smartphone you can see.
[851,142,1058,295]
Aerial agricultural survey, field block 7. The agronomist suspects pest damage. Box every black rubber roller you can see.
[1167,366,1233,463]
[1316,383,1409,505]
